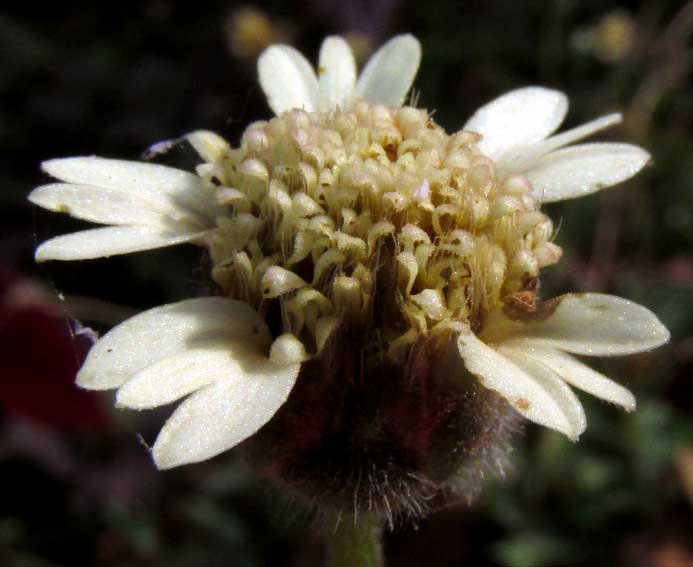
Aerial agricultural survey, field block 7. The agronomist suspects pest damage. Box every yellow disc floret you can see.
[191,101,562,359]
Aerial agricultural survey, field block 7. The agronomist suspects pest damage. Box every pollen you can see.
[193,101,561,359]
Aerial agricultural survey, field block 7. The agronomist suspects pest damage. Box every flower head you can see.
[30,35,668,521]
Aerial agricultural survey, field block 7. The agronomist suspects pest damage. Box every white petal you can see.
[258,44,319,114]
[318,36,357,111]
[35,226,208,262]
[463,87,568,160]
[117,339,261,410]
[497,113,622,175]
[354,34,421,107]
[42,157,218,221]
[152,348,300,469]
[525,143,650,202]
[457,329,584,439]
[512,345,635,410]
[29,183,173,227]
[533,113,622,155]
[484,293,670,356]
[500,346,587,439]
[77,297,271,390]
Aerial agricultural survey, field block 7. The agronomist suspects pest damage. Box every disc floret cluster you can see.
[195,101,561,362]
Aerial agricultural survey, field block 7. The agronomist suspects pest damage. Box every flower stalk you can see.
[328,514,384,567]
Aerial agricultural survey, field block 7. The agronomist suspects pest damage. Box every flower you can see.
[30,34,668,518]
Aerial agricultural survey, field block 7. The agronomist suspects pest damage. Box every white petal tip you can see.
[151,445,176,470]
[604,112,623,126]
[258,44,318,115]
[606,390,637,413]
[34,239,86,263]
[34,246,50,263]
[355,34,422,107]
[40,156,96,180]
[394,33,421,52]
[114,391,132,409]
[464,87,569,159]
[530,143,652,202]
[75,372,106,391]
[651,325,671,349]
[40,157,68,177]
[493,294,670,357]
[27,187,51,209]
[630,145,652,168]
[115,385,149,410]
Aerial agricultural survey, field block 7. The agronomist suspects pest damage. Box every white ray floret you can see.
[77,297,272,390]
[30,157,219,261]
[40,157,218,219]
[463,87,569,161]
[509,346,636,411]
[115,341,244,410]
[258,44,321,115]
[352,34,421,107]
[318,36,357,111]
[457,328,586,440]
[77,297,300,469]
[457,293,668,439]
[151,346,299,469]
[29,183,177,227]
[482,293,671,356]
[522,142,650,203]
[463,87,651,202]
[258,34,421,115]
[34,225,209,262]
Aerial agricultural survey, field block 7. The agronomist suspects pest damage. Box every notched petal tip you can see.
[77,297,271,391]
[113,341,244,410]
[514,346,638,411]
[457,329,586,440]
[150,350,301,470]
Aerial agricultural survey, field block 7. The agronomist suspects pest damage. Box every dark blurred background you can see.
[1,1,692,565]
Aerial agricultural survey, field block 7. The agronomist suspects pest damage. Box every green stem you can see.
[327,513,385,567]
